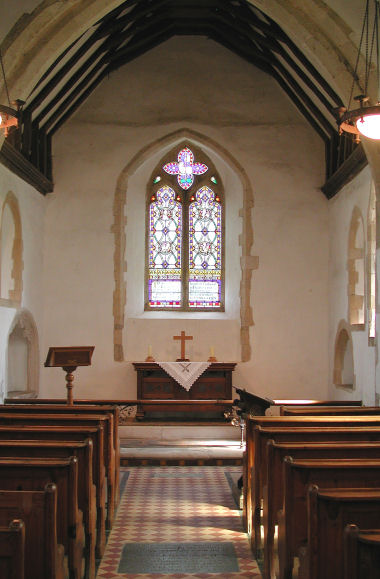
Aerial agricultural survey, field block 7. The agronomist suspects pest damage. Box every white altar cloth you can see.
[157,361,211,391]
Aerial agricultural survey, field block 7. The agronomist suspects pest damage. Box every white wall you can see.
[0,165,46,401]
[328,166,376,404]
[39,36,329,400]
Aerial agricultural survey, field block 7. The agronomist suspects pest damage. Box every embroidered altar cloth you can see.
[157,361,211,391]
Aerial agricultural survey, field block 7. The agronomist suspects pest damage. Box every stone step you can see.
[119,421,241,441]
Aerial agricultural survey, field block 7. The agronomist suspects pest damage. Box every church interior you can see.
[1,0,380,577]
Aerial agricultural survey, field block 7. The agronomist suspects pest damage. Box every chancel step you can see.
[119,422,243,465]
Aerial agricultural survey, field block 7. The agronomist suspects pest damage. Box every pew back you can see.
[0,520,25,579]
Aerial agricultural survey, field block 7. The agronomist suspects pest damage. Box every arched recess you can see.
[333,321,355,389]
[6,309,39,398]
[0,192,23,307]
[367,183,376,342]
[112,128,258,362]
[348,207,365,328]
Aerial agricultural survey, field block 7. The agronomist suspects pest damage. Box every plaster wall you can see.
[40,37,329,401]
[328,166,376,404]
[0,165,46,400]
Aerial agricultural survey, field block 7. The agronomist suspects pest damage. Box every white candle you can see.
[148,345,152,357]
[210,346,215,357]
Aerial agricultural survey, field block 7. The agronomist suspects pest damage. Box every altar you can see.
[132,362,236,420]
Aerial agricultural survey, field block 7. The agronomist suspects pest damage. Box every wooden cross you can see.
[173,330,193,361]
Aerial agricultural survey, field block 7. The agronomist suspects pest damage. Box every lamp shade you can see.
[356,112,380,139]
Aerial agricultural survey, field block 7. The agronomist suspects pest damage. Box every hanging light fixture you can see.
[338,0,380,142]
[0,49,20,136]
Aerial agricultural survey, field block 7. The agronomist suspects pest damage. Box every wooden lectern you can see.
[44,346,94,405]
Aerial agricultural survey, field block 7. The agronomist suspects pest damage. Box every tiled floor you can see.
[96,466,262,578]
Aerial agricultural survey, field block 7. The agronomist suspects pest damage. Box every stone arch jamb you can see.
[6,308,39,398]
[0,191,23,306]
[112,128,258,363]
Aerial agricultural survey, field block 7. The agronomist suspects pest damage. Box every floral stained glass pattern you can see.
[163,147,208,190]
[148,186,182,308]
[189,186,222,308]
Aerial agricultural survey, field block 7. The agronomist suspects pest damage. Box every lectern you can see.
[44,346,94,405]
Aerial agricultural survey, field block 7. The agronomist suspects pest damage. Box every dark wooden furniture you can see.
[278,458,380,579]
[298,486,380,579]
[0,519,25,579]
[0,486,65,579]
[344,525,380,579]
[132,362,236,419]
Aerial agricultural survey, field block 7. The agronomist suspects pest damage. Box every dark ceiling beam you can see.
[209,21,335,136]
[48,28,174,136]
[240,0,344,107]
[42,61,107,133]
[213,10,337,114]
[47,69,109,137]
[25,2,128,113]
[33,48,108,125]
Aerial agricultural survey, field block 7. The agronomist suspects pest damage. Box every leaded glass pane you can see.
[189,186,222,308]
[163,147,208,190]
[148,185,182,308]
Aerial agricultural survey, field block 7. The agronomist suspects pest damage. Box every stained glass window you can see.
[189,186,222,308]
[148,186,182,308]
[146,145,224,311]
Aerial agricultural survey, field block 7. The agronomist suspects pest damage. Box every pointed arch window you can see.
[146,145,224,311]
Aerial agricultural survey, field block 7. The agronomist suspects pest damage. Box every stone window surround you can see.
[0,191,23,308]
[112,128,258,363]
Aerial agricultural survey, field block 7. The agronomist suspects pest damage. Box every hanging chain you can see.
[0,49,12,107]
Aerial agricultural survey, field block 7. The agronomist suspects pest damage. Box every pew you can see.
[0,425,106,559]
[2,403,120,514]
[243,416,380,536]
[0,456,84,579]
[0,519,25,579]
[0,407,117,528]
[263,439,380,578]
[277,457,380,579]
[0,412,114,530]
[282,406,380,416]
[344,524,380,579]
[0,484,66,579]
[296,486,380,579]
[0,440,95,579]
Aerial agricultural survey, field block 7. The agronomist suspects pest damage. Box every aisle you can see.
[96,466,261,578]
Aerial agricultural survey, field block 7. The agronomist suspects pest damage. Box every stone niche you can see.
[7,309,39,398]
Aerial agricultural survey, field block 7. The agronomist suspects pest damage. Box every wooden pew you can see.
[0,440,95,579]
[277,457,380,579]
[0,484,66,579]
[282,406,380,416]
[0,407,117,528]
[273,400,362,410]
[0,412,114,530]
[0,519,25,579]
[2,402,120,514]
[0,425,106,559]
[263,440,380,579]
[243,416,380,536]
[344,524,380,579]
[0,456,84,579]
[296,486,380,579]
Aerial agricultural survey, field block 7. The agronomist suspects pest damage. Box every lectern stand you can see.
[44,346,94,405]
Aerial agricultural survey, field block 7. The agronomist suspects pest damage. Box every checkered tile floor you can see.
[96,466,261,577]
